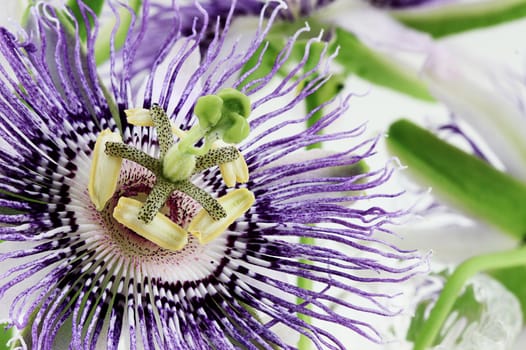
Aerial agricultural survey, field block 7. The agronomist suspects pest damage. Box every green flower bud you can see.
[217,88,251,119]
[222,115,250,144]
[194,95,223,129]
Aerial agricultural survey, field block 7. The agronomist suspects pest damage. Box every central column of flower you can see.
[88,89,255,251]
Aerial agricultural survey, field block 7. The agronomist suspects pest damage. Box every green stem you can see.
[297,236,315,350]
[66,0,105,42]
[413,246,526,350]
[178,124,207,154]
[387,119,526,240]
[94,0,142,65]
[334,28,434,101]
[393,0,526,38]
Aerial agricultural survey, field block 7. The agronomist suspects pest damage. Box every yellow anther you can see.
[88,129,123,211]
[214,141,249,187]
[188,188,255,244]
[124,108,154,126]
[220,153,249,187]
[113,197,188,251]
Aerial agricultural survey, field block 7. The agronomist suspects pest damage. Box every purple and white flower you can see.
[0,1,423,349]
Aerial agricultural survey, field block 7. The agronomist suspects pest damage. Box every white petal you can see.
[316,0,432,53]
[435,274,522,350]
[421,44,526,181]
[397,220,517,265]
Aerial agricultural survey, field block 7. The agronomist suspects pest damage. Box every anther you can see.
[124,108,153,126]
[188,188,255,244]
[212,141,249,187]
[88,129,123,211]
[113,197,188,251]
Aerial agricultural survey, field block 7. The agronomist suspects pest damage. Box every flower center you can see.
[96,167,199,257]
[88,89,255,252]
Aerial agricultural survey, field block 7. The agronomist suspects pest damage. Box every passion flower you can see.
[0,1,422,349]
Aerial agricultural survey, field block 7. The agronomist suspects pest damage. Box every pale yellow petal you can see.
[113,197,188,251]
[88,129,123,211]
[188,188,255,244]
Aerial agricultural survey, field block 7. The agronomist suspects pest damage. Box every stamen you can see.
[97,103,251,230]
[138,179,176,223]
[188,188,255,244]
[105,142,161,174]
[211,141,249,187]
[125,108,186,140]
[193,146,240,174]
[220,151,249,187]
[175,180,227,220]
[113,196,188,251]
[89,129,123,211]
[150,104,174,157]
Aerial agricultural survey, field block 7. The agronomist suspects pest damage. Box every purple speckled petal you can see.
[0,1,425,349]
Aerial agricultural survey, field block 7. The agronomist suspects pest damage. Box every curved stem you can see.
[94,0,142,65]
[297,236,315,350]
[413,246,526,350]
